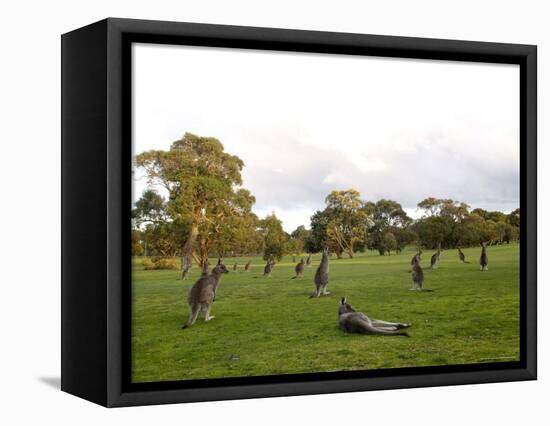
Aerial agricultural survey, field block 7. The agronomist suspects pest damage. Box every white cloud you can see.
[133,43,519,232]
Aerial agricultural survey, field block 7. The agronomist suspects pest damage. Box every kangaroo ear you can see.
[341,296,347,304]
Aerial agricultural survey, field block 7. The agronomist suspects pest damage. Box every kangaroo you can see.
[480,242,489,271]
[306,253,312,267]
[293,258,305,279]
[233,262,238,272]
[182,263,229,329]
[411,248,422,266]
[201,259,209,277]
[457,248,469,263]
[244,260,251,272]
[338,297,410,336]
[430,243,441,269]
[263,259,275,276]
[411,257,430,291]
[292,255,296,263]
[311,248,330,298]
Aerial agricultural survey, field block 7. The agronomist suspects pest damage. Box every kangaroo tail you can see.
[291,276,297,279]
[362,323,409,336]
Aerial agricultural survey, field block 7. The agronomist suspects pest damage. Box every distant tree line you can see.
[132,133,520,272]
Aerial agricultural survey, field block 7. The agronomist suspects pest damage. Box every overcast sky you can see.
[132,43,519,233]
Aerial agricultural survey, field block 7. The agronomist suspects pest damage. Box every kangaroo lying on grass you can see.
[310,248,330,298]
[338,297,410,336]
[182,262,229,329]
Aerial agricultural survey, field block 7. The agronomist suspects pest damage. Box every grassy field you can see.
[132,244,520,383]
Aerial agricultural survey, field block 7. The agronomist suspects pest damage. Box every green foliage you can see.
[324,189,370,258]
[366,199,412,255]
[259,213,288,261]
[135,133,253,265]
[141,257,179,270]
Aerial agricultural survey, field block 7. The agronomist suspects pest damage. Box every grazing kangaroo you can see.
[233,262,238,272]
[411,257,430,291]
[480,242,489,271]
[182,263,229,329]
[430,243,441,269]
[338,297,410,336]
[311,248,330,298]
[306,253,312,267]
[263,259,275,276]
[244,260,251,272]
[293,258,305,279]
[201,259,209,277]
[457,248,469,263]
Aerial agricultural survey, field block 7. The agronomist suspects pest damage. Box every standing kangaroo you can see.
[480,242,489,271]
[306,253,312,267]
[338,297,410,336]
[430,243,441,269]
[263,259,275,276]
[411,254,429,291]
[233,262,238,272]
[293,258,305,279]
[411,249,422,266]
[311,248,330,298]
[457,248,469,263]
[244,260,251,272]
[182,263,229,329]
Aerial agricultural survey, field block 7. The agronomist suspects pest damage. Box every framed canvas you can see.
[61,18,537,407]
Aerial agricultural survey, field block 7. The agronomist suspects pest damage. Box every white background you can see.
[0,1,547,424]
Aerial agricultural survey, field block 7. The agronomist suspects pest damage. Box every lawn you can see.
[131,244,520,383]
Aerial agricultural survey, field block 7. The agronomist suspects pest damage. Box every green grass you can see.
[132,244,520,383]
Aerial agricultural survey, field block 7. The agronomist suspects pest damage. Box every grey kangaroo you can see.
[306,253,312,267]
[293,258,305,279]
[411,255,430,291]
[411,248,422,266]
[480,242,489,271]
[311,248,330,298]
[182,263,229,329]
[338,297,410,336]
[244,260,251,272]
[457,248,469,263]
[233,262,238,272]
[263,259,275,276]
[430,243,441,269]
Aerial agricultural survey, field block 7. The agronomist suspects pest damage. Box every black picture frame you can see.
[61,17,537,407]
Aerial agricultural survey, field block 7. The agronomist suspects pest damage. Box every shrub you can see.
[142,257,179,270]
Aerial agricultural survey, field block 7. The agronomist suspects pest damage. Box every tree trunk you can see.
[180,222,199,280]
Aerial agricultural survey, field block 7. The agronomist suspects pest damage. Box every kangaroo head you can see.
[212,263,229,275]
[339,297,356,316]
